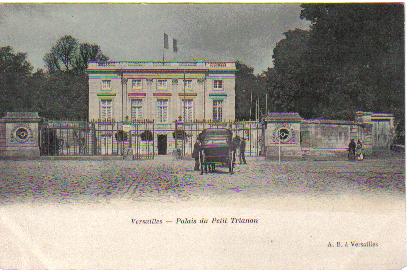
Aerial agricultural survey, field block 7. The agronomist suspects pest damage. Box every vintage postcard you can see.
[0,1,406,269]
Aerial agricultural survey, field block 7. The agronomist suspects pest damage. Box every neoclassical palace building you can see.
[87,60,237,122]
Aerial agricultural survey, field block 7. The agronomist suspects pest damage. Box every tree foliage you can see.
[0,46,33,115]
[76,43,108,74]
[235,61,266,120]
[0,36,108,120]
[267,29,311,116]
[267,3,404,142]
[44,35,108,74]
[38,35,109,119]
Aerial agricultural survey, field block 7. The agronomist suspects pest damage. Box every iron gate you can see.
[177,120,263,157]
[39,120,156,159]
[39,120,263,158]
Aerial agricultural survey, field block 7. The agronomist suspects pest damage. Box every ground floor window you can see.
[100,100,112,120]
[157,99,168,123]
[131,99,143,120]
[181,99,194,122]
[213,100,223,122]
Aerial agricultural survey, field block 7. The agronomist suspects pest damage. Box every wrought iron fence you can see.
[176,120,262,157]
[39,120,156,159]
[39,119,263,158]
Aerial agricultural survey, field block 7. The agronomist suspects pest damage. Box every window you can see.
[132,79,142,89]
[181,99,194,122]
[184,80,192,89]
[157,79,168,90]
[213,80,223,89]
[131,99,143,120]
[100,100,112,120]
[102,80,111,90]
[156,99,168,123]
[213,100,223,122]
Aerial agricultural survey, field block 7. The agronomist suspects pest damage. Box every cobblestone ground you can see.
[0,156,405,205]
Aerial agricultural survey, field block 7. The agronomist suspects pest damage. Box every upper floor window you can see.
[102,80,111,90]
[156,99,168,123]
[213,80,223,89]
[157,79,168,90]
[132,79,142,89]
[184,80,193,89]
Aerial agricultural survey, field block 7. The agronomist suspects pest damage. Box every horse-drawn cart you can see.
[199,128,235,175]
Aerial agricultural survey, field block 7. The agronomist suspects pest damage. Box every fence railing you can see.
[175,120,262,157]
[39,120,156,159]
[39,120,263,159]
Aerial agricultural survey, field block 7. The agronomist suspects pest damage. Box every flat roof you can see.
[87,61,237,74]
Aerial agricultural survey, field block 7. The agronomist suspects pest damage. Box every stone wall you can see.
[300,120,373,158]
[264,112,395,160]
[355,111,394,150]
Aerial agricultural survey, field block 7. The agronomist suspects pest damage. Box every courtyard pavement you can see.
[0,155,405,205]
[0,155,406,269]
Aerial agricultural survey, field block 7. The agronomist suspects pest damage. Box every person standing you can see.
[348,139,356,160]
[232,135,241,163]
[356,139,364,160]
[239,137,247,164]
[192,136,202,171]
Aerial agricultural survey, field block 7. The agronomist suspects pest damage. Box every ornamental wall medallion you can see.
[10,124,33,144]
[271,123,296,144]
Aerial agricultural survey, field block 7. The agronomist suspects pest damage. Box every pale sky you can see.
[0,4,310,73]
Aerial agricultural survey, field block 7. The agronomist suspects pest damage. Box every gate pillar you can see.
[263,112,303,160]
[0,112,42,158]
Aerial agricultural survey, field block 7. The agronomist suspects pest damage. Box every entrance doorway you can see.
[157,134,167,155]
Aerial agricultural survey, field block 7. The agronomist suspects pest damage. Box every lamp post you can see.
[265,92,268,116]
[241,89,246,121]
[121,74,128,122]
[250,91,253,121]
[183,72,186,122]
[182,72,186,157]
[121,72,124,122]
[203,75,206,122]
[278,127,281,164]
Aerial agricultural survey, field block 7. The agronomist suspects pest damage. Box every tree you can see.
[44,35,108,74]
[0,46,33,116]
[39,35,109,120]
[1,36,108,120]
[267,3,404,142]
[301,3,404,136]
[75,43,109,74]
[44,35,78,73]
[235,61,266,120]
[35,73,89,120]
[267,29,311,116]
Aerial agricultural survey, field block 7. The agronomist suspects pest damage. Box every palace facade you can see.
[87,61,237,122]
